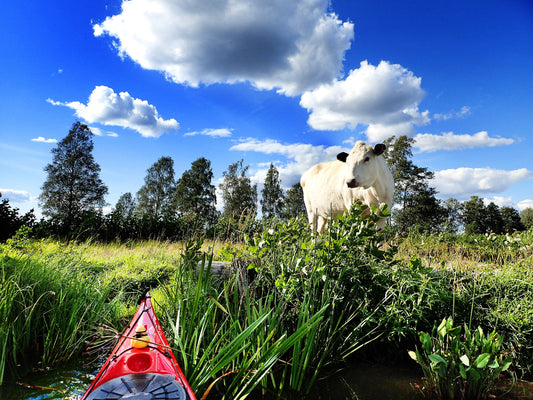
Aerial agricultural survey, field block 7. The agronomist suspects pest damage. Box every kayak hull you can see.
[81,293,196,400]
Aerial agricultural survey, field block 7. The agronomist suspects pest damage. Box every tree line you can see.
[1,122,532,242]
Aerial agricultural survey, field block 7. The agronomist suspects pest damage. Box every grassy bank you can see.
[1,210,532,398]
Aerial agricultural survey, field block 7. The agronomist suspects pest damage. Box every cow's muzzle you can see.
[346,178,358,188]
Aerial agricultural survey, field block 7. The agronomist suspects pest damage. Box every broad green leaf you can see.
[429,353,446,364]
[448,326,461,337]
[501,360,512,371]
[437,318,448,339]
[459,363,467,379]
[488,359,499,369]
[475,353,491,369]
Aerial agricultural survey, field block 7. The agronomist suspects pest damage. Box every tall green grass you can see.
[1,213,532,397]
[0,241,122,384]
[152,205,396,399]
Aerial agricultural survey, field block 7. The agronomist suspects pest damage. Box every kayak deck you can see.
[81,293,196,400]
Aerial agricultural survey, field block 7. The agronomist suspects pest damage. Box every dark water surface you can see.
[1,359,532,400]
[0,360,422,400]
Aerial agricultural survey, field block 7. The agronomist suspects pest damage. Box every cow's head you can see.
[337,141,386,189]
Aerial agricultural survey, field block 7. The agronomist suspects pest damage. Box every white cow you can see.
[300,141,394,233]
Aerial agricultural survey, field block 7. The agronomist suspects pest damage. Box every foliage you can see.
[383,135,434,207]
[0,197,36,242]
[2,206,533,397]
[0,243,122,384]
[136,156,176,218]
[174,157,219,231]
[219,159,257,219]
[382,136,444,233]
[442,198,463,233]
[409,317,513,400]
[462,196,525,235]
[520,207,533,230]
[154,205,397,398]
[260,163,285,219]
[114,192,136,219]
[283,182,306,220]
[395,185,447,233]
[39,122,108,232]
[500,206,525,233]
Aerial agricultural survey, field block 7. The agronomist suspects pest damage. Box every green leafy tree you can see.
[136,156,176,218]
[261,163,285,219]
[383,135,434,207]
[485,202,503,234]
[520,207,533,230]
[114,192,136,219]
[442,198,463,233]
[0,195,36,241]
[174,157,219,230]
[283,183,307,219]
[501,206,525,233]
[219,159,257,218]
[383,135,443,232]
[462,196,487,234]
[39,122,108,229]
[395,185,446,232]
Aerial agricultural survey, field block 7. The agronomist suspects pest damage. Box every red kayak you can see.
[81,292,196,400]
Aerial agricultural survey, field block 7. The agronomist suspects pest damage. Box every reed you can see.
[0,244,122,384]
[154,207,395,399]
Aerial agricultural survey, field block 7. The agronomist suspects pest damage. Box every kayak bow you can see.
[81,292,196,400]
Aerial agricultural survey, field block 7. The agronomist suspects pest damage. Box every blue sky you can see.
[1,0,532,217]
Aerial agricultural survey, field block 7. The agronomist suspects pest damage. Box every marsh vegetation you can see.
[1,206,532,399]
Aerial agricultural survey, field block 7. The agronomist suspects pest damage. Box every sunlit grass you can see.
[1,218,532,397]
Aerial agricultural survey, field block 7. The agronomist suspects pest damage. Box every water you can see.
[0,360,422,400]
[2,360,531,400]
[0,360,95,400]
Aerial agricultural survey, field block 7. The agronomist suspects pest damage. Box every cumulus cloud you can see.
[300,61,429,140]
[0,189,31,203]
[31,136,57,143]
[231,137,346,187]
[433,167,533,199]
[414,131,514,152]
[518,199,533,211]
[47,86,178,138]
[184,128,233,138]
[482,196,514,208]
[93,0,353,96]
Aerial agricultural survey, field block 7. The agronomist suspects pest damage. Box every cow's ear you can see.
[337,152,349,162]
[374,144,386,156]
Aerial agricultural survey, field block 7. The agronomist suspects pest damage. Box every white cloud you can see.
[31,136,57,143]
[0,189,31,203]
[184,128,233,138]
[300,61,429,141]
[93,0,354,96]
[433,106,471,121]
[434,167,533,199]
[482,196,514,208]
[47,86,178,138]
[90,126,119,137]
[414,131,514,152]
[231,137,346,187]
[517,199,533,211]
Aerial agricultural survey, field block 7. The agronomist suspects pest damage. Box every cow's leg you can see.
[316,216,327,234]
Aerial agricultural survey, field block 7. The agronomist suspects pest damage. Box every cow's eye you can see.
[364,156,370,162]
